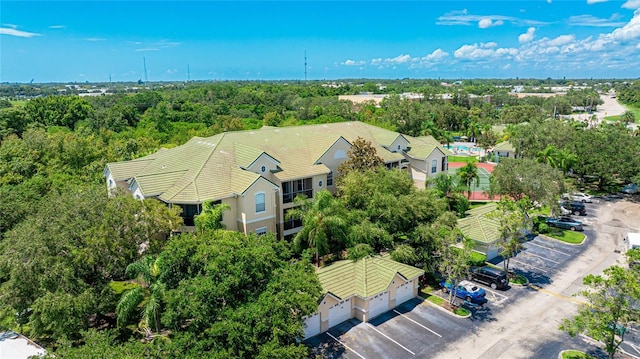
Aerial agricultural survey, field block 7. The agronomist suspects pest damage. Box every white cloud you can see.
[547,0,552,3]
[622,0,640,9]
[0,27,41,38]
[454,42,518,59]
[135,48,159,52]
[587,0,608,4]
[547,34,576,46]
[2,23,18,29]
[519,27,536,43]
[423,49,449,61]
[437,9,548,26]
[478,18,504,28]
[567,14,626,27]
[343,59,365,66]
[49,25,65,29]
[611,8,640,40]
[85,37,106,41]
[386,54,411,64]
[166,69,178,75]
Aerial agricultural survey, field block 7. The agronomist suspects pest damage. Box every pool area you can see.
[444,143,484,155]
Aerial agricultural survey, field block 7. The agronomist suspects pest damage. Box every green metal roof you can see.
[493,141,515,152]
[317,255,424,299]
[457,203,500,244]
[404,135,451,159]
[105,122,443,204]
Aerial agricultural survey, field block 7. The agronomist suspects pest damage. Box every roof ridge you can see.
[172,133,225,201]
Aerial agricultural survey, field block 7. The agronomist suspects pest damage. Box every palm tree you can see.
[117,256,165,334]
[287,190,346,267]
[457,162,480,199]
[194,200,231,234]
[623,110,636,125]
[430,172,466,211]
[536,145,559,168]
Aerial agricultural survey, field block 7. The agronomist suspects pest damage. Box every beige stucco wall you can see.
[220,197,238,231]
[352,296,367,321]
[389,136,410,153]
[316,137,350,188]
[235,179,278,236]
[246,153,280,178]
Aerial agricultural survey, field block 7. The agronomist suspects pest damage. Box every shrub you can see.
[538,223,550,234]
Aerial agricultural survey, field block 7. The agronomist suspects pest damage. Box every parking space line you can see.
[367,323,415,355]
[393,309,442,337]
[326,332,367,359]
[482,288,508,303]
[631,343,640,356]
[510,258,548,273]
[527,241,571,256]
[521,251,561,264]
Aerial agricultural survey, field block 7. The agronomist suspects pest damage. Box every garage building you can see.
[303,255,424,339]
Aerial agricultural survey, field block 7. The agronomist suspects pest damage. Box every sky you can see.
[1,0,640,83]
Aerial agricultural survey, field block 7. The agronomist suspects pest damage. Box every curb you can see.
[540,233,588,246]
[421,295,472,319]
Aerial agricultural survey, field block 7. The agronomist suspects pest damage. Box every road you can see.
[433,197,640,359]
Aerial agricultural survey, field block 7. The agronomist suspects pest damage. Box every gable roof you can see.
[457,203,500,244]
[317,255,424,299]
[105,122,442,204]
[493,141,515,152]
[404,135,451,159]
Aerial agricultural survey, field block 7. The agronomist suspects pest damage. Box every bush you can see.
[538,223,550,234]
[468,251,487,266]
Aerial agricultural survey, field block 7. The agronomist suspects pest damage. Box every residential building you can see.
[303,255,424,339]
[457,203,501,260]
[104,121,449,239]
[488,140,518,161]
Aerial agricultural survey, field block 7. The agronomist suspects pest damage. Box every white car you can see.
[566,192,592,203]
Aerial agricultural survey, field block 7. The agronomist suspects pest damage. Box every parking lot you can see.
[306,199,637,358]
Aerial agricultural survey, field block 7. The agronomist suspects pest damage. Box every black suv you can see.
[561,201,586,216]
[468,266,509,290]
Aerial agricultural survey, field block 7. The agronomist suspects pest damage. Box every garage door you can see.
[303,313,321,339]
[395,281,414,306]
[328,299,351,328]
[368,291,389,320]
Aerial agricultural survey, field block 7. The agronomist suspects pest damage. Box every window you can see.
[260,165,266,173]
[431,159,438,174]
[255,192,266,213]
[397,144,401,151]
[255,227,267,236]
[318,180,323,188]
[327,171,333,187]
[108,179,114,188]
[177,203,205,226]
[282,178,313,203]
[283,208,303,230]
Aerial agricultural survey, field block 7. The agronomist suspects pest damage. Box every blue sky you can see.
[1,0,640,83]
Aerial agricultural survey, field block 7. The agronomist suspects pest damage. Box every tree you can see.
[194,200,230,234]
[337,137,383,178]
[117,256,166,335]
[489,198,527,274]
[560,265,640,359]
[288,190,347,266]
[427,172,468,213]
[489,158,565,211]
[622,110,636,125]
[457,162,480,199]
[435,232,473,305]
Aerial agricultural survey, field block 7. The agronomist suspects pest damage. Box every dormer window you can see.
[397,144,401,151]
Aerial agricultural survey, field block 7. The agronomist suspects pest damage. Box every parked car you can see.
[546,216,584,231]
[622,183,638,194]
[468,266,509,290]
[561,201,587,216]
[440,280,487,303]
[564,192,593,203]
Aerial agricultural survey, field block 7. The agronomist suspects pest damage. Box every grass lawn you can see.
[469,201,488,210]
[604,105,640,123]
[448,155,478,163]
[546,229,586,244]
[420,286,470,316]
[510,274,528,285]
[561,350,596,359]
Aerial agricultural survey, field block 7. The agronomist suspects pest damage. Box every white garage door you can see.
[396,281,414,306]
[368,291,389,320]
[303,313,321,339]
[328,299,351,328]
